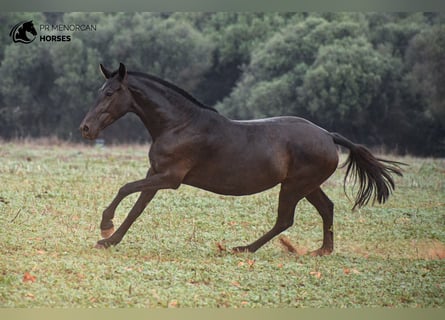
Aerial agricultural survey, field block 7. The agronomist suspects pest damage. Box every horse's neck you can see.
[129,81,199,140]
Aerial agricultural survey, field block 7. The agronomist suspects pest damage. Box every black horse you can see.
[9,21,37,44]
[80,63,403,255]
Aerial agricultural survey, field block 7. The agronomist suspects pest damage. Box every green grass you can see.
[0,141,444,307]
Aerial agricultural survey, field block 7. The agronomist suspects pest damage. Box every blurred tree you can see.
[297,37,398,140]
[106,13,213,93]
[0,39,54,138]
[218,14,369,119]
[189,12,297,105]
[49,37,102,140]
[0,13,47,137]
[405,24,445,125]
[402,23,445,155]
[367,12,427,57]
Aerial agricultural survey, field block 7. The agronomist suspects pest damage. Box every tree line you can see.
[0,12,444,156]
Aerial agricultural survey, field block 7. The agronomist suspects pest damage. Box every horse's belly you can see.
[183,175,280,196]
[183,154,287,196]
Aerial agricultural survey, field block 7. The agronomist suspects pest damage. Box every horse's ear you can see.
[118,62,127,82]
[99,64,112,79]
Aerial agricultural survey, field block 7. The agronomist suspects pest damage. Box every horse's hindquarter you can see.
[182,116,338,196]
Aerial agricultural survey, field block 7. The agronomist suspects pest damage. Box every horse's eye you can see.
[105,90,113,97]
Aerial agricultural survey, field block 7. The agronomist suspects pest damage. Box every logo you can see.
[9,19,97,44]
[9,20,37,44]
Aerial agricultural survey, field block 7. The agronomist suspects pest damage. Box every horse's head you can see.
[23,21,37,36]
[80,63,133,140]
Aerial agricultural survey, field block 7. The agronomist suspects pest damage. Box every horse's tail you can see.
[330,132,404,210]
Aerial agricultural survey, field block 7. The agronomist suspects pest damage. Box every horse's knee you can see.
[275,218,294,233]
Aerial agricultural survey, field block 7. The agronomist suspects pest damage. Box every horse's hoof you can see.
[101,227,115,239]
[94,242,107,249]
[232,246,252,254]
[94,239,111,249]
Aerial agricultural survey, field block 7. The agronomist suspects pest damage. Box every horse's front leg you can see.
[96,168,184,248]
[96,190,156,248]
[99,169,154,239]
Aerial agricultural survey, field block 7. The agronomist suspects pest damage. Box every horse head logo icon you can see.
[9,21,37,44]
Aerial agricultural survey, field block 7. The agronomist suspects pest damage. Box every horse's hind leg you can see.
[233,182,303,253]
[305,187,334,256]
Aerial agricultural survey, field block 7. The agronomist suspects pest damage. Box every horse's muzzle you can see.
[79,123,96,140]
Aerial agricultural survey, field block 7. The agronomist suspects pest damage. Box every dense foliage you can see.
[0,12,444,155]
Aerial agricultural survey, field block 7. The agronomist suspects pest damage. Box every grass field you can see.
[0,141,444,307]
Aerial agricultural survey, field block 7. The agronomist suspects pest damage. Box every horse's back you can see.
[232,116,337,162]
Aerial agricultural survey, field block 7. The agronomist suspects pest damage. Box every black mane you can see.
[125,71,218,113]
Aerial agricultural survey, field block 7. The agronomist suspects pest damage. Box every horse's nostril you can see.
[82,125,89,133]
